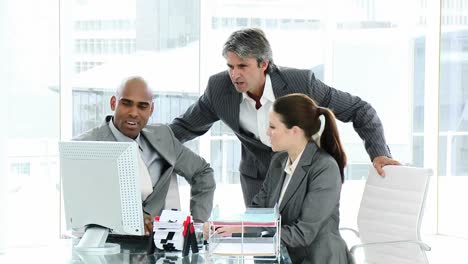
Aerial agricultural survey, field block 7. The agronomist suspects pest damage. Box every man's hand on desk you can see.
[372,156,401,177]
[144,213,153,236]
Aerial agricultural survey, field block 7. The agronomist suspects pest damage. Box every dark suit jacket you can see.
[252,142,351,264]
[75,116,216,221]
[170,67,390,201]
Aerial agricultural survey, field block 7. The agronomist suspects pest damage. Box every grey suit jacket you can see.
[252,142,351,264]
[75,116,216,221]
[170,67,390,200]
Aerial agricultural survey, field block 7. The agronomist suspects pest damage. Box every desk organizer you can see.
[207,205,281,262]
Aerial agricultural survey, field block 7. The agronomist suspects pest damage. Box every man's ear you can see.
[150,102,154,115]
[260,61,269,73]
[110,96,117,111]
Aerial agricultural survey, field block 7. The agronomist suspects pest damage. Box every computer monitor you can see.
[59,141,145,254]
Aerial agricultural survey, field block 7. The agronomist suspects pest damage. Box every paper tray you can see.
[210,242,276,256]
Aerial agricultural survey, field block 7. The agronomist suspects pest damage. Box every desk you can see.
[0,239,292,264]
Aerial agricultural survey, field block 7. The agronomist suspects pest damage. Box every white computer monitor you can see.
[59,141,145,254]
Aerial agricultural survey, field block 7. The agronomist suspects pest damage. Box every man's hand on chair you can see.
[373,156,401,176]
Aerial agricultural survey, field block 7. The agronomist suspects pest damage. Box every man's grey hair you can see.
[222,28,276,74]
[116,76,153,98]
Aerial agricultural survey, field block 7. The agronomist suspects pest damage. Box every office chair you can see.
[342,165,432,264]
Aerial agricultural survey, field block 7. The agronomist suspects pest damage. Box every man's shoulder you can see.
[272,67,316,93]
[209,70,230,79]
[143,123,171,133]
[275,66,312,78]
[207,71,232,86]
[202,71,237,100]
[142,123,178,141]
[74,123,111,141]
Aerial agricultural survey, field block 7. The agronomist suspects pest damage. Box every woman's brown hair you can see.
[272,93,347,182]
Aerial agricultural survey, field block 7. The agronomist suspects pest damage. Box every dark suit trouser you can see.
[240,173,264,206]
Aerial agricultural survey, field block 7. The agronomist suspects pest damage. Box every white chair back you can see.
[357,165,432,264]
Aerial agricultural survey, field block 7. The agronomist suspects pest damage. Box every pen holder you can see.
[182,218,199,257]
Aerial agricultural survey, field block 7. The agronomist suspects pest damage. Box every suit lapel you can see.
[279,142,318,212]
[270,69,288,99]
[141,127,175,195]
[268,155,288,207]
[220,85,242,132]
[141,128,174,166]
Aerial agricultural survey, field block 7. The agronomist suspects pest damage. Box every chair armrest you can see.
[350,240,431,255]
[339,227,360,238]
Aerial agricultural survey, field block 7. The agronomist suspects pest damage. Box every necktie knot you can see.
[255,100,262,110]
[247,91,263,110]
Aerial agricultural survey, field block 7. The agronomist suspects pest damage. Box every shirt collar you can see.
[261,74,275,103]
[109,117,143,149]
[284,147,306,176]
[241,74,274,103]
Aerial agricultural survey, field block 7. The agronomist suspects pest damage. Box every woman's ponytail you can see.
[318,107,347,183]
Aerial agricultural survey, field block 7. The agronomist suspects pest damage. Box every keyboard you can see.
[107,234,151,243]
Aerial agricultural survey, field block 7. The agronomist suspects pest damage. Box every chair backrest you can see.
[357,165,432,264]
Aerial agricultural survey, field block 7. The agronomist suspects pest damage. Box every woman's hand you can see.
[216,226,243,236]
[202,223,245,239]
[212,225,244,237]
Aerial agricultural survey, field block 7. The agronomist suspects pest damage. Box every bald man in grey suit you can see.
[170,28,400,206]
[76,77,215,234]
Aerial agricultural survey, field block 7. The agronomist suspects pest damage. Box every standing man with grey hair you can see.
[170,28,399,206]
[76,76,215,234]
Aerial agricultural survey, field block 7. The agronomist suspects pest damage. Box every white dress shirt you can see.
[239,74,274,147]
[278,149,305,205]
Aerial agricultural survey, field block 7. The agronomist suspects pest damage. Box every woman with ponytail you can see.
[214,93,352,263]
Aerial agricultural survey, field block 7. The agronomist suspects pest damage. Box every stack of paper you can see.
[153,210,189,251]
[211,206,278,226]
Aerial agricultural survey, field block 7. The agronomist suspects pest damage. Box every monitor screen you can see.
[59,141,145,254]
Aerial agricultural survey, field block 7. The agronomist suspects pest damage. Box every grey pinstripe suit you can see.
[170,67,390,205]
